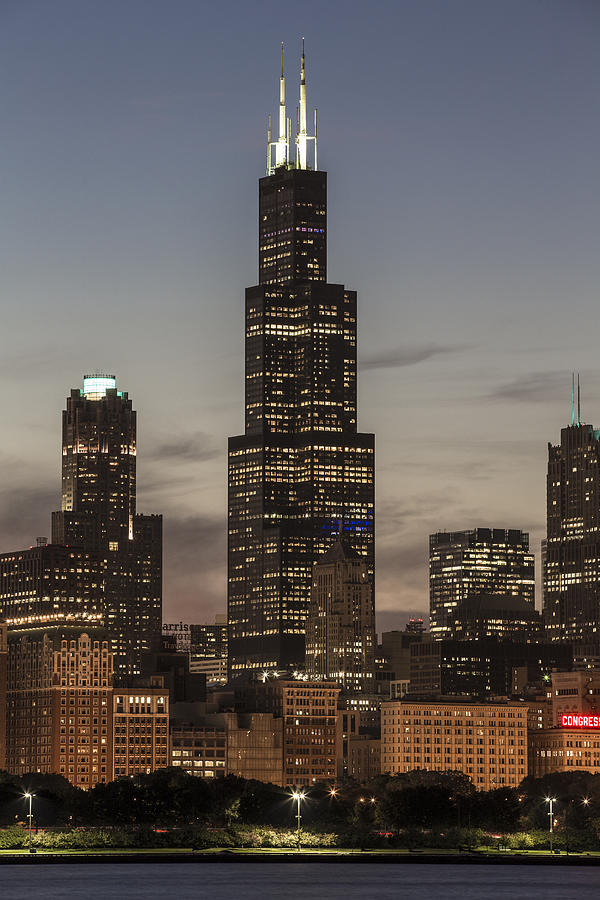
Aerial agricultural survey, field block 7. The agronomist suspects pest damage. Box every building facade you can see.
[6,627,112,787]
[51,375,162,676]
[0,544,104,631]
[112,681,169,777]
[430,529,535,639]
[239,676,339,786]
[227,49,374,675]
[305,539,375,692]
[381,699,528,790]
[544,415,600,655]
[409,638,572,698]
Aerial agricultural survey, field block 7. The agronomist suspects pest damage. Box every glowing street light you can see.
[24,793,35,850]
[545,797,557,853]
[291,791,306,851]
[328,787,338,798]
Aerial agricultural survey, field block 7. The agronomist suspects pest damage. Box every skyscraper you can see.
[52,375,162,676]
[429,528,535,639]
[544,384,600,655]
[305,538,375,693]
[228,45,375,675]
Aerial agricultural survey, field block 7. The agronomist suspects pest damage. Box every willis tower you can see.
[228,44,375,675]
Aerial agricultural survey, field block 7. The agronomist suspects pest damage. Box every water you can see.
[1,862,599,900]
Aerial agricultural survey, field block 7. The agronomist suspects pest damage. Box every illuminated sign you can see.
[561,714,600,728]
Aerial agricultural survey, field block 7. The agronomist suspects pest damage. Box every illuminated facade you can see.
[305,539,375,693]
[544,409,600,654]
[5,627,113,788]
[429,529,535,639]
[529,726,600,777]
[381,699,528,790]
[112,681,169,777]
[51,375,162,676]
[239,676,339,786]
[228,47,374,674]
[0,544,103,631]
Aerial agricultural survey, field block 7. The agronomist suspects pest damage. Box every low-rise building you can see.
[382,699,528,790]
[112,679,169,777]
[529,721,600,776]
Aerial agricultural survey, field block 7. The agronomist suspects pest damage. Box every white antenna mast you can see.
[295,38,317,170]
[267,43,290,174]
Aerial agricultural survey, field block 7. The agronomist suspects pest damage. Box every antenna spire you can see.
[578,373,581,425]
[267,43,290,174]
[295,38,317,170]
[572,373,576,426]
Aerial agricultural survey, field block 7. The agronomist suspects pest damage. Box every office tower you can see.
[0,544,103,630]
[305,538,375,692]
[452,594,541,642]
[544,388,600,655]
[228,46,375,675]
[429,528,535,639]
[6,626,113,787]
[52,374,162,676]
[408,637,572,698]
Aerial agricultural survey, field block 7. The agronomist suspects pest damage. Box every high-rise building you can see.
[228,46,375,675]
[0,544,104,631]
[51,374,162,676]
[305,538,375,693]
[112,678,169,778]
[544,395,600,655]
[0,622,6,772]
[429,529,535,639]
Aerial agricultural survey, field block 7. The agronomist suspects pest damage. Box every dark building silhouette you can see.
[452,593,541,642]
[544,388,600,656]
[227,47,374,675]
[409,638,572,699]
[429,528,535,639]
[51,375,162,676]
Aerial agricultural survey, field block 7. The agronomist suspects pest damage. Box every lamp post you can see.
[24,793,34,850]
[545,797,556,853]
[292,791,305,852]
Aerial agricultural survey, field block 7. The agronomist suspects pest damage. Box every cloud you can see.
[360,343,469,371]
[0,484,57,553]
[487,371,569,403]
[146,432,219,464]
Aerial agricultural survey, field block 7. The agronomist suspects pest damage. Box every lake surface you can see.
[2,862,600,900]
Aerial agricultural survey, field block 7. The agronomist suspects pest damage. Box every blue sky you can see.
[0,1,598,630]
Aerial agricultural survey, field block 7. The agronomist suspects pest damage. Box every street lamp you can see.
[24,793,35,850]
[291,791,306,852]
[545,797,556,853]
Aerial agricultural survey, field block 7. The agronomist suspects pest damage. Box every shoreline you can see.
[1,849,600,865]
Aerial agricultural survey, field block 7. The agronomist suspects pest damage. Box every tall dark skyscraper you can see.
[52,375,162,677]
[544,383,600,655]
[228,46,375,676]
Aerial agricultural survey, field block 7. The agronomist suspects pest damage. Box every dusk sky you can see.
[0,1,598,632]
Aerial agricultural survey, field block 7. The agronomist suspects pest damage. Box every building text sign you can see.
[561,714,600,728]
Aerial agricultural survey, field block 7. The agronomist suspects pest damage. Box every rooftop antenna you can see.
[572,372,576,426]
[295,38,317,170]
[578,373,581,425]
[267,43,289,174]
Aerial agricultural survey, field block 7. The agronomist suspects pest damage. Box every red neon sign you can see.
[561,714,600,728]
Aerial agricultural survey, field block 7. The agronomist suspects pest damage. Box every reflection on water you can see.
[1,862,600,900]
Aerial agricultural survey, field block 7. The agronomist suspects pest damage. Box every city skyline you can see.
[0,2,599,631]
